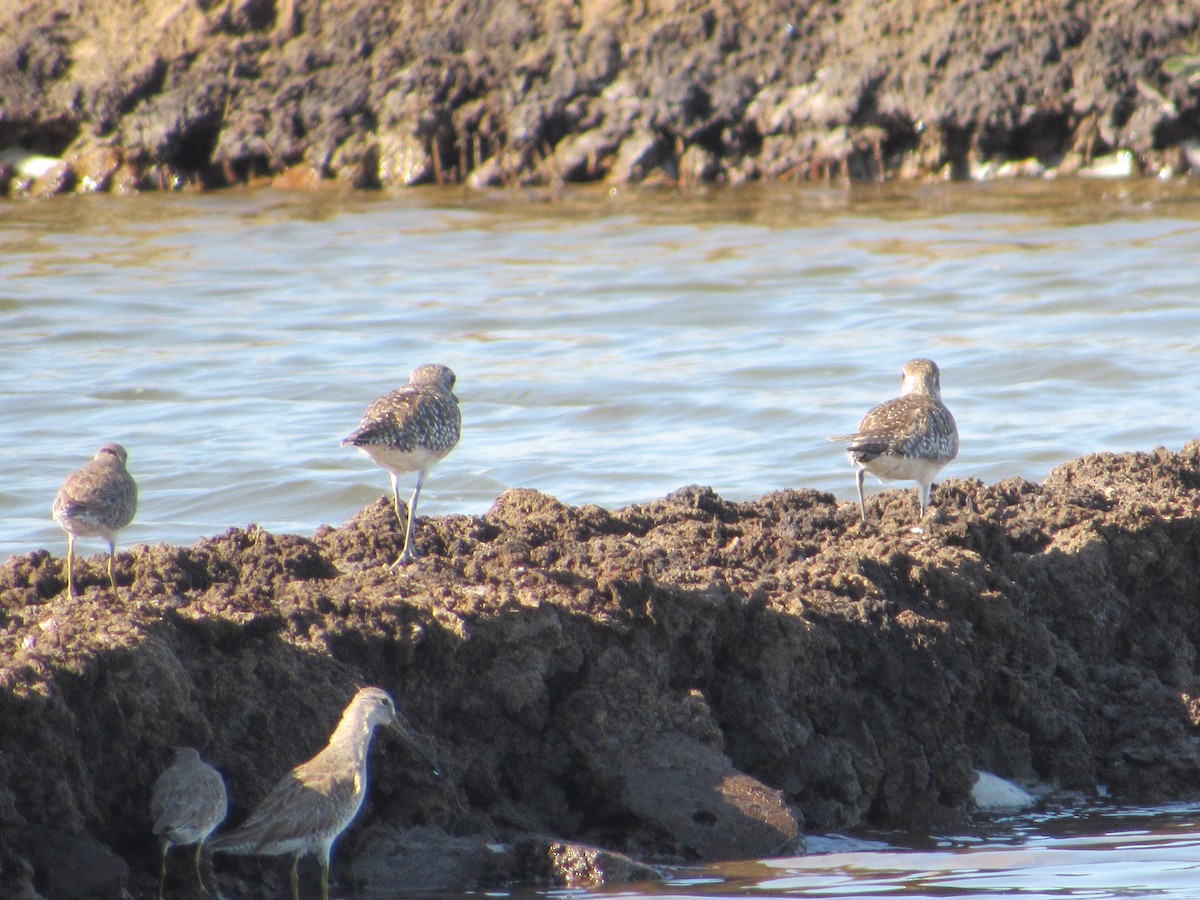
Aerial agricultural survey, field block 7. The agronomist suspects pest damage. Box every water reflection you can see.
[585,803,1200,900]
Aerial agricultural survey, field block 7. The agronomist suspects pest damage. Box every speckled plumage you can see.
[51,443,138,598]
[151,747,228,899]
[342,364,461,566]
[829,358,958,522]
[209,687,438,900]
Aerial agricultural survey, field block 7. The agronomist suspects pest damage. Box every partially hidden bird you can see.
[150,747,228,899]
[209,686,439,900]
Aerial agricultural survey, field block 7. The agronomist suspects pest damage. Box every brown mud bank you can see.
[4,444,1200,898]
[3,0,1200,198]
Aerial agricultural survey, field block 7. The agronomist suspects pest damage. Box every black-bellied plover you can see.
[151,747,228,899]
[342,364,461,567]
[829,358,958,523]
[51,443,138,598]
[210,686,439,900]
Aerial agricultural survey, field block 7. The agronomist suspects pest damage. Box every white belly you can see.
[857,453,946,485]
[358,444,447,476]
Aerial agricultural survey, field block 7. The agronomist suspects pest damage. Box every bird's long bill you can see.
[392,716,441,777]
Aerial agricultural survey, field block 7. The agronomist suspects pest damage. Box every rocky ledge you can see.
[3,0,1200,197]
[3,444,1200,898]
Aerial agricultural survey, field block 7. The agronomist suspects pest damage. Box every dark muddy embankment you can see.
[3,0,1200,197]
[3,444,1200,898]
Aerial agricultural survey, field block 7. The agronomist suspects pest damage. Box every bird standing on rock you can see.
[209,686,440,900]
[51,442,138,598]
[342,364,461,567]
[150,747,228,899]
[829,358,958,523]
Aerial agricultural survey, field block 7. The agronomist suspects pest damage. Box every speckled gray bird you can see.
[829,358,959,523]
[209,687,439,900]
[342,364,461,566]
[51,443,138,598]
[151,747,228,899]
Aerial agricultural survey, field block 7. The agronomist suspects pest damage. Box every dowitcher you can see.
[829,358,958,522]
[342,364,461,566]
[209,687,439,900]
[150,747,228,899]
[51,442,138,598]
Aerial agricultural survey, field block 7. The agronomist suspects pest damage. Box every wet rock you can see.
[108,162,144,194]
[615,734,800,859]
[680,143,721,184]
[349,825,507,894]
[607,130,672,183]
[551,129,619,182]
[513,836,661,886]
[28,159,71,196]
[466,155,510,189]
[378,127,433,187]
[271,162,324,190]
[68,146,122,192]
[354,829,663,891]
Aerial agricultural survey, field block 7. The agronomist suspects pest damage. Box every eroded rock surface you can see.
[3,443,1200,897]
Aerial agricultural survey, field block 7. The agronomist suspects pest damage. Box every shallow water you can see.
[3,179,1200,559]
[503,803,1200,900]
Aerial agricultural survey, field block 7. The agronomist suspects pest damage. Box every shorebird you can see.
[829,358,958,523]
[150,747,228,899]
[209,686,439,900]
[342,364,461,567]
[51,443,138,598]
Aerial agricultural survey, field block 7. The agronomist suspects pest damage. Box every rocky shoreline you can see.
[3,444,1200,898]
[3,0,1200,197]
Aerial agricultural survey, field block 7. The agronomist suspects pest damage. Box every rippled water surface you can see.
[3,179,1200,557]
[352,802,1200,900]
[602,803,1200,900]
